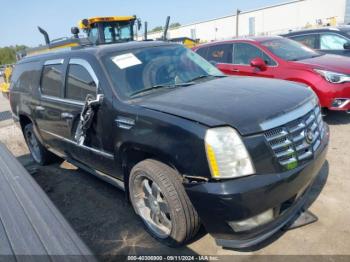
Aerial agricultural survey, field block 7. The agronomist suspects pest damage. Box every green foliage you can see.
[0,45,27,65]
[150,22,181,33]
[170,22,181,28]
[150,26,163,33]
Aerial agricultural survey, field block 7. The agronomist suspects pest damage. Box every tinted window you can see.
[41,64,64,97]
[320,34,348,50]
[11,62,41,92]
[207,44,233,63]
[233,43,276,65]
[66,64,96,101]
[291,34,318,49]
[195,47,209,59]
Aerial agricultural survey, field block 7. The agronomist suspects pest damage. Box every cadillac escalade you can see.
[9,41,329,249]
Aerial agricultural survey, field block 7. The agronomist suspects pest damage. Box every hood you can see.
[138,77,314,135]
[296,54,350,74]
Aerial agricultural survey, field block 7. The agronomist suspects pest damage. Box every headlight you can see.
[314,69,350,84]
[205,127,255,179]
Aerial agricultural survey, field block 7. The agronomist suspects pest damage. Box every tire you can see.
[129,159,200,247]
[23,123,62,165]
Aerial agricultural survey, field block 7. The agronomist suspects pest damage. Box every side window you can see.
[195,47,209,59]
[207,44,233,63]
[11,62,41,92]
[320,34,348,50]
[18,71,33,92]
[66,64,96,101]
[291,34,318,49]
[88,28,99,44]
[233,43,276,66]
[41,64,64,97]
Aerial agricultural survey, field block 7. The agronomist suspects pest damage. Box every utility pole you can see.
[236,9,241,37]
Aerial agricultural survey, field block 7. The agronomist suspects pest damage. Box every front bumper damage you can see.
[184,125,329,250]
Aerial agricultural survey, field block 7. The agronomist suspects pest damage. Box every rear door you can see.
[35,59,68,152]
[204,44,235,74]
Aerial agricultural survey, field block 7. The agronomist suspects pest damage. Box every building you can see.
[145,0,350,42]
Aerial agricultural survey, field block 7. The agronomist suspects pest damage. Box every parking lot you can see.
[0,80,349,256]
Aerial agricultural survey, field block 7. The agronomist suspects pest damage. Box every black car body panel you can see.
[139,77,314,135]
[9,41,329,249]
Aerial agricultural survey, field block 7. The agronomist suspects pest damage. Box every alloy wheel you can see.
[132,174,172,238]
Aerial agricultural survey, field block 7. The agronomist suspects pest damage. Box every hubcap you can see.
[26,129,41,163]
[132,175,172,238]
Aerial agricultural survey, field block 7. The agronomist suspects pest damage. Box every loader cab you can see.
[79,16,137,45]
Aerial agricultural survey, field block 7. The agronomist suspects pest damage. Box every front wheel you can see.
[129,159,200,246]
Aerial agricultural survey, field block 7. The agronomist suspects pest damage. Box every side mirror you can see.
[71,27,80,38]
[250,57,267,71]
[343,42,350,50]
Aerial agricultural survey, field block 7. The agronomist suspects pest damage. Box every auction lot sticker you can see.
[112,53,142,69]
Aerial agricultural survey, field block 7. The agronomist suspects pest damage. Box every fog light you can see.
[228,209,274,232]
[332,98,350,108]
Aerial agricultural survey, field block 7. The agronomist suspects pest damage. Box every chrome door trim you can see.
[69,58,100,88]
[41,94,84,106]
[41,129,114,160]
[44,59,64,65]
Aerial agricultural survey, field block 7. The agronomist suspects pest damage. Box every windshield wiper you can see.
[130,82,195,98]
[186,74,226,82]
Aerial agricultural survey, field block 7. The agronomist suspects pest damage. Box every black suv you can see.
[9,41,329,249]
[282,26,350,57]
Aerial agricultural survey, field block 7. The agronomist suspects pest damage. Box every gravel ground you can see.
[0,94,349,257]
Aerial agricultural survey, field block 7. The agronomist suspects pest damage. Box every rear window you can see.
[195,47,209,59]
[290,34,318,49]
[66,64,96,101]
[11,62,41,92]
[207,44,233,63]
[41,64,64,97]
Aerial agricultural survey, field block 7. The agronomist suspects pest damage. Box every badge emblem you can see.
[305,128,314,144]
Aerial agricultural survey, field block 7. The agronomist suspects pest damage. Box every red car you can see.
[193,36,350,113]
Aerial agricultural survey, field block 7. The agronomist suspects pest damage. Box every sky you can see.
[0,0,286,47]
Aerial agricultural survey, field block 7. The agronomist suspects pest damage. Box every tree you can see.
[150,26,163,33]
[170,22,181,28]
[0,45,27,65]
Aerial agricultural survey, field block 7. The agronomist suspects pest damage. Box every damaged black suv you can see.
[9,41,329,249]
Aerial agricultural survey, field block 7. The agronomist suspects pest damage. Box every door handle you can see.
[61,112,74,120]
[35,106,45,111]
[230,68,240,72]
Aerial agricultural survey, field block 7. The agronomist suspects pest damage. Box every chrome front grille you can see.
[264,105,325,169]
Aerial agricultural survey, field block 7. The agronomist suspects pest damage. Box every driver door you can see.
[220,42,277,78]
[63,58,115,175]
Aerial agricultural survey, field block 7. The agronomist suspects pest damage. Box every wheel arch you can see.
[119,144,181,198]
[18,114,33,131]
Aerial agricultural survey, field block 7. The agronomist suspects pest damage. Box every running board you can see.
[67,158,125,191]
[287,210,318,230]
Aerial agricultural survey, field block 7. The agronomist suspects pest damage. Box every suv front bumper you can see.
[184,125,329,250]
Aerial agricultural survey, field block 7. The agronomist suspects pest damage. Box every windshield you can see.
[104,22,133,43]
[103,45,224,99]
[261,38,321,61]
